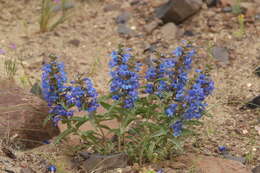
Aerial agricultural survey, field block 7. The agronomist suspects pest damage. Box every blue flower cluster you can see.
[144,45,214,137]
[109,48,140,108]
[144,46,194,99]
[42,60,67,106]
[68,78,99,112]
[183,70,214,120]
[42,56,99,125]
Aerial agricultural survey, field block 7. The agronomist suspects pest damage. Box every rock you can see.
[211,46,229,65]
[143,43,157,53]
[155,0,203,24]
[192,155,251,173]
[103,3,121,12]
[220,0,236,6]
[254,67,260,77]
[222,153,246,164]
[115,11,131,24]
[79,152,128,173]
[205,0,220,7]
[160,23,178,42]
[1,147,16,160]
[222,7,233,13]
[144,19,161,34]
[117,24,135,36]
[130,0,140,6]
[68,39,80,47]
[242,95,260,109]
[256,14,260,20]
[3,169,15,173]
[20,167,36,173]
[252,165,260,173]
[0,80,60,149]
[254,0,260,4]
[240,2,256,16]
[183,30,194,36]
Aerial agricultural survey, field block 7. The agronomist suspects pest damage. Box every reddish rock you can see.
[0,80,60,149]
[191,155,251,173]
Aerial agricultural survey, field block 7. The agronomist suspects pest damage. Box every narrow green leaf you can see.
[54,128,74,144]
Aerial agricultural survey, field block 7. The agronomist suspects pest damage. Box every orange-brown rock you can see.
[0,79,60,149]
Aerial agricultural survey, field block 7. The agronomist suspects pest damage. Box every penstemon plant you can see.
[40,0,71,32]
[41,43,214,164]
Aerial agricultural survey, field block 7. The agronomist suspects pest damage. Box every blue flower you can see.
[182,72,214,120]
[42,60,67,106]
[218,146,227,152]
[145,84,154,94]
[165,104,178,117]
[71,78,99,112]
[171,121,183,137]
[173,46,183,57]
[109,48,140,108]
[157,169,164,173]
[48,165,57,172]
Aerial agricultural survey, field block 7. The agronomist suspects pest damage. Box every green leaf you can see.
[71,116,87,121]
[98,124,111,130]
[75,116,89,129]
[54,128,75,144]
[100,101,112,110]
[43,113,52,127]
[183,120,203,126]
[168,138,182,151]
[151,128,167,138]
[181,128,196,136]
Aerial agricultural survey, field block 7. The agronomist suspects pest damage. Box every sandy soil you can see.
[0,0,259,172]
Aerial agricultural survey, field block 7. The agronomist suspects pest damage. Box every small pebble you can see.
[222,7,232,13]
[247,83,252,87]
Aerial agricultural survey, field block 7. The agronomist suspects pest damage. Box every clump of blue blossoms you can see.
[109,46,141,108]
[69,77,99,112]
[41,43,214,165]
[144,44,214,137]
[42,55,67,106]
[41,55,98,125]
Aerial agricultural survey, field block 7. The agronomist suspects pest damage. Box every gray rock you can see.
[143,43,157,53]
[115,11,131,24]
[155,0,203,24]
[160,23,178,42]
[68,39,80,47]
[252,165,260,173]
[79,152,128,173]
[20,168,36,173]
[4,170,15,173]
[211,46,229,65]
[222,153,246,164]
[255,67,260,77]
[205,0,219,7]
[256,14,260,20]
[117,24,135,36]
[183,30,194,36]
[222,7,233,13]
[243,96,260,109]
[144,19,161,34]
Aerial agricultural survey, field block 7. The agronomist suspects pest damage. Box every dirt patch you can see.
[0,0,259,172]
